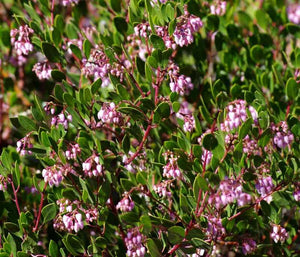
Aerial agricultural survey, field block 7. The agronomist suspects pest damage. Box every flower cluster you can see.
[221,100,257,132]
[255,176,274,202]
[270,225,288,243]
[173,13,203,47]
[162,152,182,179]
[43,102,56,115]
[242,239,257,255]
[206,216,225,239]
[271,121,294,149]
[153,181,172,198]
[97,102,123,125]
[125,228,146,257]
[210,1,227,16]
[65,143,81,160]
[54,199,98,233]
[116,195,135,212]
[42,165,64,187]
[16,134,33,156]
[82,49,111,85]
[51,112,73,129]
[168,62,194,95]
[82,155,103,177]
[134,23,151,38]
[32,62,52,80]
[155,25,176,50]
[287,4,300,25]
[122,151,147,173]
[208,178,251,209]
[10,25,34,56]
[42,164,75,187]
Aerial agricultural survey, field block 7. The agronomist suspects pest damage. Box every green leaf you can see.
[54,15,64,33]
[51,27,61,47]
[118,106,147,121]
[114,17,128,34]
[117,84,130,100]
[250,45,264,62]
[136,57,145,76]
[7,234,17,257]
[42,203,57,223]
[33,94,46,120]
[136,171,147,185]
[122,134,130,154]
[70,44,82,59]
[42,42,60,63]
[54,84,64,102]
[65,234,85,254]
[83,39,92,58]
[286,78,299,100]
[202,134,218,151]
[145,62,153,82]
[110,0,121,12]
[193,174,208,199]
[258,128,272,147]
[18,116,36,132]
[172,102,181,113]
[147,56,158,69]
[49,240,59,257]
[206,15,219,31]
[168,226,185,244]
[255,9,271,30]
[51,70,66,82]
[120,178,135,191]
[150,34,165,50]
[91,78,102,94]
[13,163,20,187]
[238,118,253,140]
[146,239,161,257]
[4,222,19,233]
[153,102,170,123]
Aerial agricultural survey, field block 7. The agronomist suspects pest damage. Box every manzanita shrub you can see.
[0,0,300,256]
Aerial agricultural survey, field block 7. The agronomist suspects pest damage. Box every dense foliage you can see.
[0,0,300,256]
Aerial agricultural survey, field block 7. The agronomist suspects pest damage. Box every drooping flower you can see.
[271,121,294,149]
[32,62,52,80]
[10,25,34,56]
[125,228,147,257]
[270,225,288,243]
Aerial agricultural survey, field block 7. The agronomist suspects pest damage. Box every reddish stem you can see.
[33,183,48,232]
[125,124,152,165]
[228,184,283,221]
[10,179,21,215]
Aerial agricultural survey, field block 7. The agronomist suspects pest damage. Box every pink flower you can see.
[82,155,103,177]
[270,225,288,243]
[10,25,34,56]
[210,1,227,16]
[272,121,294,149]
[32,62,52,80]
[125,228,146,257]
[116,196,135,212]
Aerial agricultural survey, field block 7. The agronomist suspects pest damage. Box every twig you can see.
[33,183,48,232]
[124,124,152,165]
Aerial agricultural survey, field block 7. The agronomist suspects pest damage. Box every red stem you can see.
[228,184,283,221]
[10,180,21,215]
[33,183,48,232]
[125,124,152,165]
